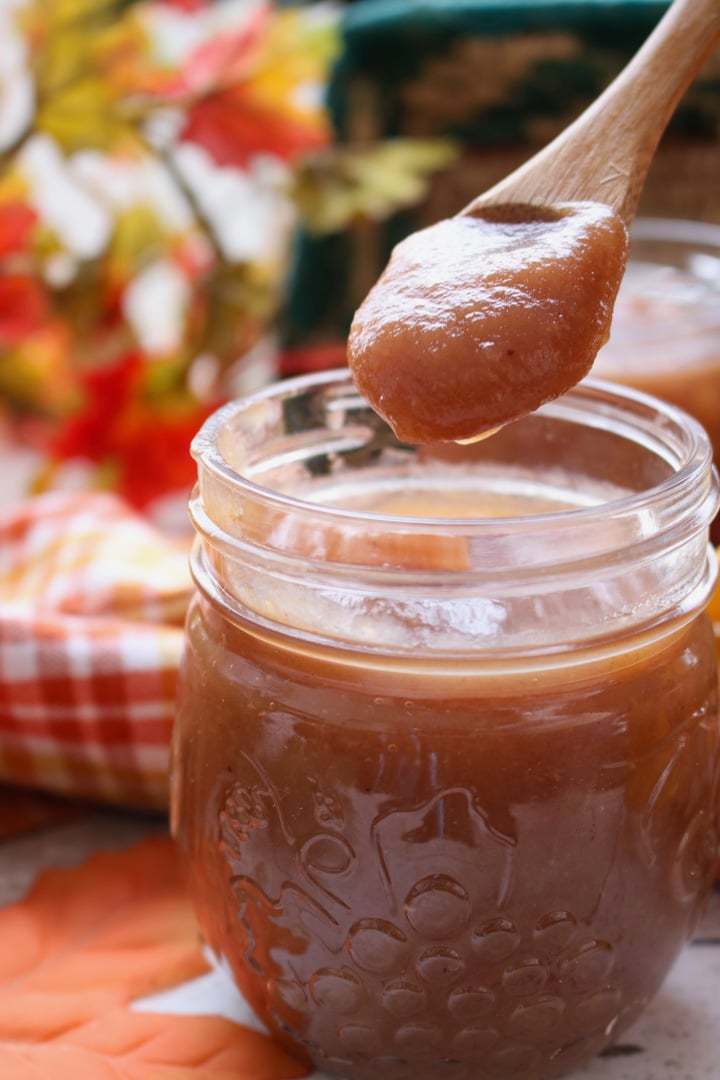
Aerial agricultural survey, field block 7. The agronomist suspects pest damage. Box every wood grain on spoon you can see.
[348,0,720,445]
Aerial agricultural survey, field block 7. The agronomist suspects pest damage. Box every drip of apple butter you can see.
[347,202,629,444]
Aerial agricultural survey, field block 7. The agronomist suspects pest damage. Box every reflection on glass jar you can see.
[172,371,720,1080]
[594,218,720,461]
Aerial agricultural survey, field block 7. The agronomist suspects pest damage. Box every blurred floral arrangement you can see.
[0,0,454,511]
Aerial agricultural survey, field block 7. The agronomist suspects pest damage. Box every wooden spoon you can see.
[348,0,720,445]
[464,0,720,227]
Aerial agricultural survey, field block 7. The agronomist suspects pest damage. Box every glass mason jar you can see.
[594,218,720,462]
[172,370,720,1080]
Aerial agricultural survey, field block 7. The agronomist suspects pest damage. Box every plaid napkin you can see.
[0,492,192,810]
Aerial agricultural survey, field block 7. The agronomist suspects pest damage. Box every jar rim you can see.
[191,369,715,541]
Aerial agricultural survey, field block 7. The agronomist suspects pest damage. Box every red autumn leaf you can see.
[278,342,349,377]
[175,5,332,168]
[0,202,38,258]
[0,276,49,345]
[51,351,143,463]
[111,403,212,508]
[160,0,208,11]
[0,835,310,1080]
[176,6,269,97]
[180,93,329,169]
[50,351,213,507]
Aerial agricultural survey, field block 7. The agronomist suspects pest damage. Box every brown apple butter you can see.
[347,202,629,444]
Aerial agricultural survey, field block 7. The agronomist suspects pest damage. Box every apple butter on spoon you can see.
[348,0,720,445]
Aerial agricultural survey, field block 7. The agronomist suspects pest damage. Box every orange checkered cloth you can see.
[0,492,192,810]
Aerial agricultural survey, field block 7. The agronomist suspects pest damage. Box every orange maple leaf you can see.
[0,836,310,1080]
[180,94,329,169]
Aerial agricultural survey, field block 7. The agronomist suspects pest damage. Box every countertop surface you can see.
[2,808,719,1080]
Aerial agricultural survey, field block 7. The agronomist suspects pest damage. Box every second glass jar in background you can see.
[594,218,720,460]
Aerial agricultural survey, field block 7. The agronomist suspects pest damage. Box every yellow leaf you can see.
[108,204,168,285]
[36,77,134,153]
[0,171,30,204]
[0,324,77,415]
[23,0,131,32]
[292,139,459,234]
[31,26,95,98]
[23,6,130,95]
[248,10,339,113]
[93,11,171,99]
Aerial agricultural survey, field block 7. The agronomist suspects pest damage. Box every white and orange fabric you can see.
[0,493,192,810]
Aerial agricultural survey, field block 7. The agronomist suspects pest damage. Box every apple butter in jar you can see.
[172,371,720,1080]
[594,218,720,460]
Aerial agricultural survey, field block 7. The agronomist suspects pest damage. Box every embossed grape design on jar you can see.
[172,371,720,1080]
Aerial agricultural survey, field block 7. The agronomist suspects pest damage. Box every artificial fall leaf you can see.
[25,0,133,31]
[292,139,458,235]
[106,204,170,288]
[0,275,49,346]
[35,77,137,154]
[0,322,77,415]
[242,10,339,109]
[92,10,180,100]
[163,0,207,11]
[0,836,310,1080]
[0,837,203,1030]
[23,5,132,101]
[49,351,148,463]
[0,1010,309,1080]
[26,24,94,98]
[180,94,330,171]
[179,9,336,168]
[107,398,213,509]
[175,4,269,98]
[23,0,167,146]
[49,351,213,507]
[0,202,38,259]
[196,261,278,360]
[180,7,337,104]
[169,231,215,281]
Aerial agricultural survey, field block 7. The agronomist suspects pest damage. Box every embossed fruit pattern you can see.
[213,718,719,1080]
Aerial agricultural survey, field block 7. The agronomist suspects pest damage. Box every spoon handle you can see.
[463,0,720,225]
